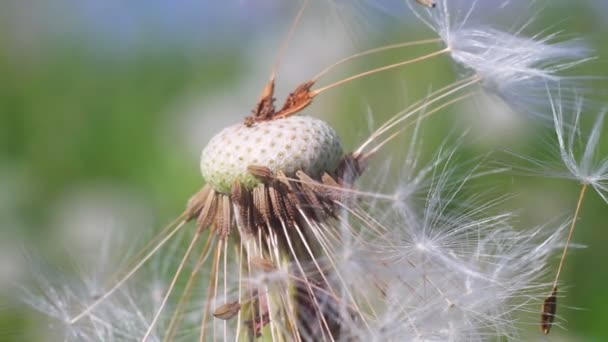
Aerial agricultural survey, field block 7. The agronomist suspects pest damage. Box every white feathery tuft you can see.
[550,94,608,202]
[408,0,593,120]
[319,146,565,340]
[20,228,203,342]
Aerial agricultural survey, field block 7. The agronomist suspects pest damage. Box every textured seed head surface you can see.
[201,115,343,193]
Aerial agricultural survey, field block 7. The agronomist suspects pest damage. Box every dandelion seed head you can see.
[200,115,343,193]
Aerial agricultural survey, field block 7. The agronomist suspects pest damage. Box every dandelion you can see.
[24,127,567,341]
[20,1,602,341]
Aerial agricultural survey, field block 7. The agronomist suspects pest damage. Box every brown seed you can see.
[321,172,342,201]
[268,184,288,223]
[248,165,275,179]
[216,195,232,238]
[296,170,335,216]
[274,81,316,120]
[541,287,558,335]
[253,184,271,227]
[276,171,299,223]
[185,185,212,221]
[415,0,437,8]
[196,188,218,231]
[213,301,241,320]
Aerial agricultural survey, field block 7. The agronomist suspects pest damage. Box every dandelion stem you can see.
[311,48,450,95]
[312,38,443,81]
[68,218,189,325]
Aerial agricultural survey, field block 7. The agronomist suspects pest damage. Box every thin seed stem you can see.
[551,184,588,290]
[263,236,278,342]
[280,221,335,341]
[366,91,478,159]
[222,239,228,342]
[312,38,443,81]
[295,214,373,333]
[356,75,480,155]
[142,231,202,342]
[212,241,222,342]
[199,239,223,342]
[542,184,588,335]
[270,0,311,82]
[235,240,244,341]
[163,235,215,342]
[370,75,477,141]
[311,48,450,96]
[107,213,187,287]
[244,240,256,341]
[266,225,302,341]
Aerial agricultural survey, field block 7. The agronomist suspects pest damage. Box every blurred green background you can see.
[1,0,607,340]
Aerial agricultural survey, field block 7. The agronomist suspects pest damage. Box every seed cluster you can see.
[200,115,343,194]
[187,165,353,239]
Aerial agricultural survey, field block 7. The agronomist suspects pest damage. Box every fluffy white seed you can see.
[200,115,343,193]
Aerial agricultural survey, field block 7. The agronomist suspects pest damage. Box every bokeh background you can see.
[1,0,607,340]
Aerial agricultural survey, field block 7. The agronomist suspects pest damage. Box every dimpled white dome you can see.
[200,115,343,193]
